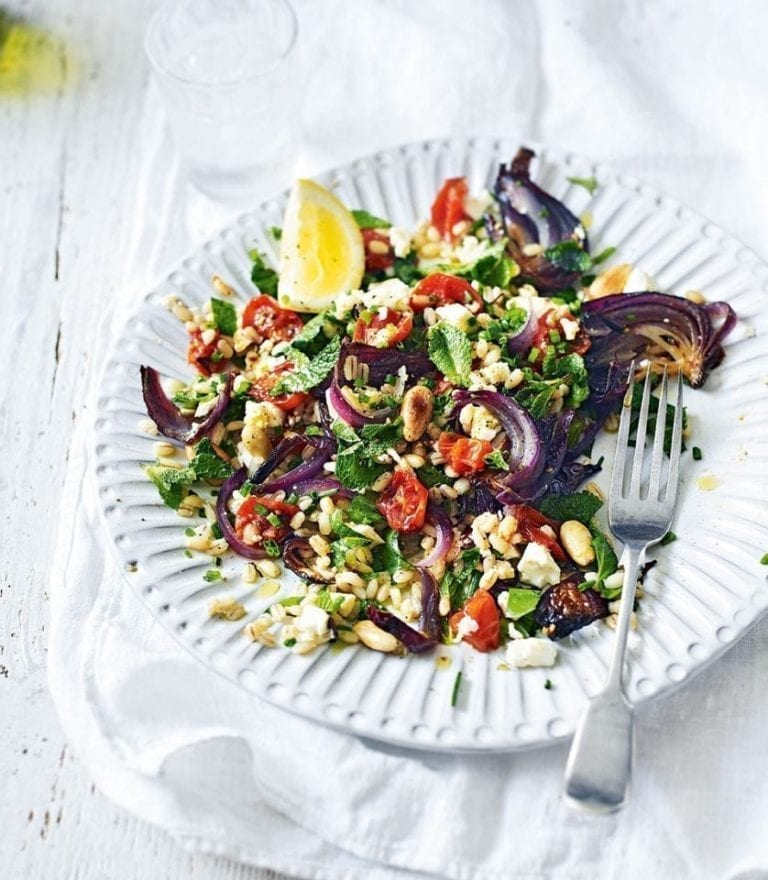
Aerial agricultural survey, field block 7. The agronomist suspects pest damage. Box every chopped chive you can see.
[210,522,223,540]
[592,246,616,265]
[264,539,281,557]
[660,532,677,546]
[760,553,768,565]
[527,347,540,363]
[184,549,193,558]
[269,225,282,240]
[266,512,282,528]
[549,330,561,344]
[450,671,463,707]
[240,483,253,497]
[283,638,296,647]
[184,527,195,537]
[692,446,702,461]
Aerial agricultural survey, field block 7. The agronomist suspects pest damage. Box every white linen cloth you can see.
[49,2,768,878]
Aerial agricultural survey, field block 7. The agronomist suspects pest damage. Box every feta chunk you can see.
[623,265,657,293]
[454,235,489,264]
[362,278,411,311]
[294,604,330,641]
[435,302,474,333]
[455,615,479,643]
[244,400,285,429]
[506,638,558,668]
[459,403,501,441]
[388,226,412,258]
[517,542,561,589]
[559,317,580,341]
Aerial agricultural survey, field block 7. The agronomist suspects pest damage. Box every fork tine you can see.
[610,361,635,501]
[647,366,669,501]
[628,365,654,498]
[664,372,685,503]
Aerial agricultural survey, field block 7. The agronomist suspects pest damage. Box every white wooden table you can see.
[1,1,284,876]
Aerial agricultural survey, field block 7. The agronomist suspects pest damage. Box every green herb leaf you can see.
[584,527,620,598]
[346,495,385,526]
[334,444,386,491]
[566,175,598,196]
[271,335,341,396]
[504,588,540,620]
[384,529,413,576]
[629,382,688,455]
[543,240,592,275]
[414,462,443,488]
[660,531,677,546]
[544,678,554,690]
[391,254,424,285]
[263,539,281,557]
[203,569,222,583]
[359,419,403,454]
[484,449,509,471]
[760,553,768,565]
[189,438,234,480]
[249,249,279,296]
[314,589,346,614]
[692,446,702,461]
[351,209,391,230]
[592,245,617,265]
[539,491,603,525]
[210,297,237,336]
[143,464,196,510]
[461,240,519,288]
[440,548,482,611]
[269,226,282,240]
[451,670,463,707]
[330,536,370,569]
[427,323,472,386]
[331,420,360,444]
[481,305,528,346]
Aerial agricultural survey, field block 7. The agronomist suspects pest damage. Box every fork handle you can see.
[563,543,646,812]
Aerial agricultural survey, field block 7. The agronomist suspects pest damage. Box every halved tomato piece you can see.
[509,504,567,563]
[248,363,308,412]
[353,307,413,348]
[437,432,493,476]
[430,177,470,241]
[235,495,300,546]
[410,273,483,312]
[362,228,394,272]
[242,295,303,342]
[376,467,428,533]
[449,589,501,652]
[187,328,227,376]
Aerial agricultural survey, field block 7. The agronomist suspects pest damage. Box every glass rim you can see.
[145,0,298,89]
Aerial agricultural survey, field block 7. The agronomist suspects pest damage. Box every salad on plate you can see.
[139,147,736,669]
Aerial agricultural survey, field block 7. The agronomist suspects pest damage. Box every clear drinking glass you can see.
[145,0,299,200]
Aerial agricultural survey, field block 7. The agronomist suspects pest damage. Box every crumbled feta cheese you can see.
[464,190,492,220]
[560,317,580,341]
[435,302,474,333]
[388,226,412,258]
[623,266,657,293]
[506,638,558,668]
[361,278,411,311]
[455,615,479,643]
[454,235,489,265]
[294,604,330,641]
[517,542,561,588]
[459,403,501,441]
[478,360,512,386]
[244,400,285,429]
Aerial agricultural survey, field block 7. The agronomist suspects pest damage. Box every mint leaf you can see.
[484,449,508,471]
[504,588,540,620]
[271,335,341,396]
[440,548,482,611]
[331,420,360,444]
[189,438,234,480]
[210,298,237,336]
[566,175,598,196]
[586,527,620,598]
[543,351,590,408]
[351,209,391,230]
[334,444,385,491]
[543,240,592,274]
[481,306,528,346]
[539,491,602,524]
[392,254,424,285]
[144,464,196,509]
[346,495,385,526]
[427,323,472,386]
[289,310,341,356]
[462,240,519,288]
[359,419,402,454]
[248,249,279,296]
[384,529,413,576]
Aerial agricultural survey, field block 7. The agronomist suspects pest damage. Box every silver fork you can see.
[563,364,684,812]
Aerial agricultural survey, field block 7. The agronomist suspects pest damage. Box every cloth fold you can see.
[48,1,768,878]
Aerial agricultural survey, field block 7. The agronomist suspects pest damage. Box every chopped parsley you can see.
[760,554,768,566]
[543,240,592,275]
[660,532,677,546]
[484,449,509,471]
[566,175,598,196]
[189,438,234,480]
[143,464,196,509]
[263,539,281,557]
[203,569,222,583]
[248,249,279,296]
[351,209,391,230]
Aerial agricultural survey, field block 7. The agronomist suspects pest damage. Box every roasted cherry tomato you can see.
[449,589,501,652]
[353,307,413,348]
[430,177,470,241]
[509,504,567,563]
[248,363,308,412]
[362,228,395,272]
[242,295,303,342]
[187,328,227,376]
[376,467,428,533]
[410,272,483,312]
[235,495,300,546]
[437,432,494,476]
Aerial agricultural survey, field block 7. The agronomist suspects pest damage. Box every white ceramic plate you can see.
[93,137,768,752]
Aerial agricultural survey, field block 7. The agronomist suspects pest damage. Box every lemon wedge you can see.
[277,179,365,313]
